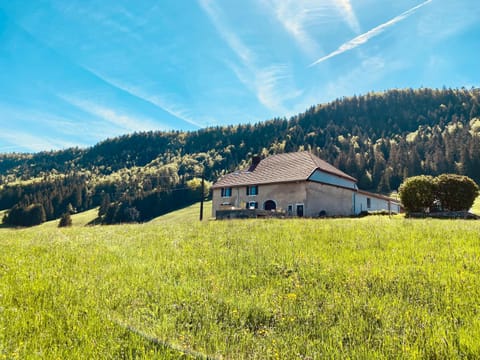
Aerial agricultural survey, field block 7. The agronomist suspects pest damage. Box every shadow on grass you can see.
[112,318,215,360]
[86,217,103,226]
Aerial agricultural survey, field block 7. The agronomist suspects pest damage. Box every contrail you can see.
[310,0,433,66]
[335,0,361,34]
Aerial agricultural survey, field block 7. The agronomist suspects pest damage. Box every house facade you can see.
[212,151,400,218]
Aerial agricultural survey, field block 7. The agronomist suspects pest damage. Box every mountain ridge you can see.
[1,87,479,224]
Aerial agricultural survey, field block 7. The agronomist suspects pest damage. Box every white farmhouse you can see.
[211,151,401,218]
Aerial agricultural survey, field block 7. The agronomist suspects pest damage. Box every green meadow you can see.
[1,208,480,358]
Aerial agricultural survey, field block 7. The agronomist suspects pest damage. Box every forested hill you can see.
[1,87,480,224]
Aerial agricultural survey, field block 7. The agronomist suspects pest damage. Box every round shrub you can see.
[58,212,73,227]
[399,175,436,213]
[434,174,479,211]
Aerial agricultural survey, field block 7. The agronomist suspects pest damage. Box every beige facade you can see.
[212,181,354,217]
[305,182,354,216]
[211,152,401,218]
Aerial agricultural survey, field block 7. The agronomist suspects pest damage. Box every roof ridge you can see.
[212,151,357,188]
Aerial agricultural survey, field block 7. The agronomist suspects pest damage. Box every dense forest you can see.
[1,87,479,225]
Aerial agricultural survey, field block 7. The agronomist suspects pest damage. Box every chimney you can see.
[248,155,262,172]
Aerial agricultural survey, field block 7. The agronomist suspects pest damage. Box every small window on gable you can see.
[221,187,232,197]
[246,185,258,196]
[367,197,371,209]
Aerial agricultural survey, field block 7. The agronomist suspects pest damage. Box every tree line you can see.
[100,178,208,224]
[1,87,480,225]
[1,176,90,226]
[0,172,210,226]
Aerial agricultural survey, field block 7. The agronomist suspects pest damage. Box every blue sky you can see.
[0,0,479,153]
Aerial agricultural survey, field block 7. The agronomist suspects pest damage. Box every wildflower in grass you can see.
[286,293,297,300]
[232,308,239,319]
[257,327,269,336]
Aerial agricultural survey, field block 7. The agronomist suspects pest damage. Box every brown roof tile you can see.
[212,151,357,188]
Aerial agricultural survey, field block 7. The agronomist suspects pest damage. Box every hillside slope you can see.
[1,87,480,223]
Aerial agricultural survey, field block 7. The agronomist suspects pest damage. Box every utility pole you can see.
[199,172,205,221]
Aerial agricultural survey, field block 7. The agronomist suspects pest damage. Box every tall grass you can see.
[470,196,480,215]
[1,217,480,359]
[149,201,212,224]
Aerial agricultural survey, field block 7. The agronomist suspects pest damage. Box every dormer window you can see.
[221,187,232,197]
[246,185,258,196]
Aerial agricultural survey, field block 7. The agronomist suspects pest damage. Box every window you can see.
[246,185,258,196]
[247,201,258,209]
[287,204,293,216]
[366,197,371,209]
[221,187,232,197]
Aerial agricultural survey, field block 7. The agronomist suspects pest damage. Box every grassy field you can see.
[470,196,480,215]
[149,201,212,224]
[1,215,480,359]
[33,201,213,229]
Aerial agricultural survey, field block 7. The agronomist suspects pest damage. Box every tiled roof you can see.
[212,151,357,188]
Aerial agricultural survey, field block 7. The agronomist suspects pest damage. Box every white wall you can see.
[308,170,356,189]
[354,193,401,214]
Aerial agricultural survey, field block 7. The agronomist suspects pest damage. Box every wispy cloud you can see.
[60,95,161,133]
[255,64,304,111]
[0,102,92,151]
[102,81,203,129]
[198,0,254,64]
[310,0,433,66]
[230,62,303,113]
[264,0,361,55]
[198,0,302,113]
[334,0,361,33]
[417,1,479,41]
[82,66,203,129]
[47,2,202,128]
[53,2,144,42]
[324,56,389,98]
[0,128,79,152]
[264,0,329,55]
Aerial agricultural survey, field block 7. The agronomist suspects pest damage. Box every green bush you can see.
[399,174,479,213]
[58,212,73,227]
[435,174,479,211]
[398,175,436,213]
[3,203,47,227]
